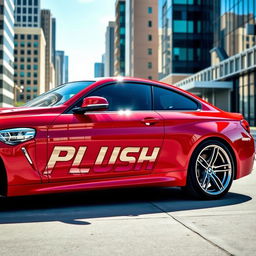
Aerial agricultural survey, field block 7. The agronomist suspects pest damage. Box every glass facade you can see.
[213,0,256,125]
[14,0,40,27]
[14,31,42,102]
[115,0,126,76]
[160,0,213,77]
[0,0,15,107]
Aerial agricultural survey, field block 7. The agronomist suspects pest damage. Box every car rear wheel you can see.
[184,140,235,200]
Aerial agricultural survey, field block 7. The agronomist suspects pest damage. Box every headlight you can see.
[0,128,36,145]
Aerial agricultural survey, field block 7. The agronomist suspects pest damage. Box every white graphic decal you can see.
[45,146,161,175]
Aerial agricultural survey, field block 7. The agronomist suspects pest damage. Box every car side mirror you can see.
[73,96,109,114]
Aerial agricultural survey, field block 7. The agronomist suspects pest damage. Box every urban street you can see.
[0,161,255,256]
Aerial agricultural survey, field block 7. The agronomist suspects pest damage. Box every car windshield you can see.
[23,81,95,108]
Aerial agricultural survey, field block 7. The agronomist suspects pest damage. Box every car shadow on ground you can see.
[0,187,251,225]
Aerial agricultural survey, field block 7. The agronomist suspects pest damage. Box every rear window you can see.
[153,86,198,110]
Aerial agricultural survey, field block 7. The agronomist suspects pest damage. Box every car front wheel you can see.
[184,140,235,200]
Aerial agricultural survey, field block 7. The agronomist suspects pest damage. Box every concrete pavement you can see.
[0,162,255,256]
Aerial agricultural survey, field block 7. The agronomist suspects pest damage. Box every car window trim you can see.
[152,84,201,111]
[64,81,154,114]
[64,80,202,114]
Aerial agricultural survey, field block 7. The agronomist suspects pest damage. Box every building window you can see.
[148,7,152,14]
[27,50,31,55]
[34,50,38,55]
[27,64,31,70]
[21,50,25,55]
[173,20,193,33]
[27,80,31,85]
[34,42,38,47]
[148,34,152,41]
[148,62,152,69]
[120,27,125,35]
[27,57,31,62]
[27,42,31,47]
[20,72,25,77]
[33,57,38,62]
[28,8,32,14]
[33,73,38,78]
[20,42,25,47]
[34,35,38,40]
[22,16,26,22]
[148,48,152,55]
[148,20,152,27]
[21,34,25,40]
[33,65,38,70]
[148,76,152,80]
[174,0,194,4]
[23,8,27,14]
[34,80,38,85]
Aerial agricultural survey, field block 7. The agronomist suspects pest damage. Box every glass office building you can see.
[174,0,256,126]
[114,0,126,76]
[14,0,40,27]
[160,0,214,78]
[213,0,256,125]
[0,0,14,107]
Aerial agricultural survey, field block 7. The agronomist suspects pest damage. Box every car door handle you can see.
[141,117,160,126]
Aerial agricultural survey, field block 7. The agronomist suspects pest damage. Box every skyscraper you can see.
[114,0,126,76]
[64,55,68,83]
[105,21,115,77]
[14,27,46,103]
[125,0,158,80]
[55,50,68,85]
[174,0,256,125]
[160,0,214,84]
[55,50,64,86]
[41,9,55,91]
[94,62,104,77]
[0,0,15,107]
[14,0,40,27]
[51,17,56,67]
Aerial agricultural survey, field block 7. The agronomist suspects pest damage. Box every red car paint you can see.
[0,77,254,197]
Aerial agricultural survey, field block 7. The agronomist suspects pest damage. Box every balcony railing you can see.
[175,45,256,87]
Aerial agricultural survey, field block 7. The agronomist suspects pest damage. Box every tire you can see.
[184,140,235,200]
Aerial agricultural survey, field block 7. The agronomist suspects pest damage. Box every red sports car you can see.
[0,77,254,199]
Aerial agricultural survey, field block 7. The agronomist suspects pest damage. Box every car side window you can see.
[87,83,152,111]
[153,86,198,111]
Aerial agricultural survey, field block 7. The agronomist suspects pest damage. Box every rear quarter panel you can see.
[156,111,255,181]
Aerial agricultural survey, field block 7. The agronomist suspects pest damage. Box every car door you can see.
[152,85,201,173]
[46,82,164,182]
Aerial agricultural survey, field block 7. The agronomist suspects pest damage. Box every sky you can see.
[42,0,116,81]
